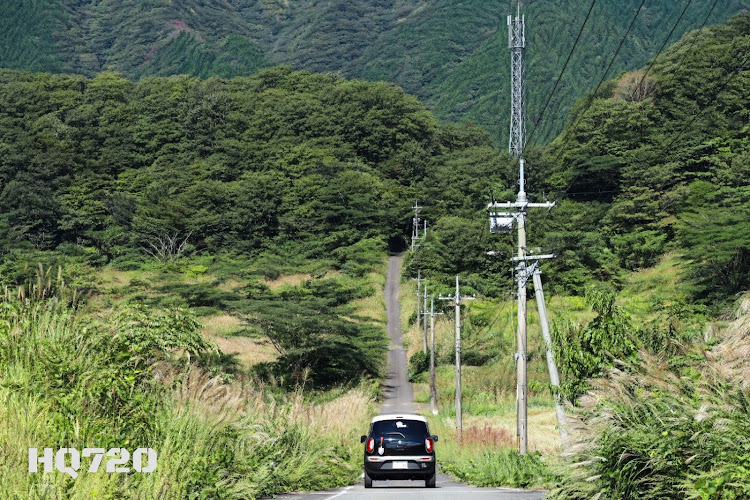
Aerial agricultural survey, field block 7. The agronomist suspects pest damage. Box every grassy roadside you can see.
[399,253,704,489]
[0,251,389,498]
[398,270,558,487]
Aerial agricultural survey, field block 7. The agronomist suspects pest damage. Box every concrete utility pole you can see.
[487,3,560,455]
[411,202,426,332]
[440,276,475,442]
[413,269,425,329]
[532,269,567,444]
[429,297,443,416]
[411,201,422,252]
[422,284,429,354]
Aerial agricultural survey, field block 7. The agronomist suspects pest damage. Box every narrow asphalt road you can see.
[270,254,546,500]
[381,252,416,414]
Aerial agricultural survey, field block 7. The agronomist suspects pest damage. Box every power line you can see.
[551,0,648,177]
[522,0,598,155]
[656,0,719,94]
[633,0,695,95]
[555,0,719,202]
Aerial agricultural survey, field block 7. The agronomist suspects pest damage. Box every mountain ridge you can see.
[3,1,749,143]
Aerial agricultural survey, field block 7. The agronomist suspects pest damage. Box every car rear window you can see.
[372,419,428,438]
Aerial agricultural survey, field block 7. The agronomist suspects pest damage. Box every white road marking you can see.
[323,485,354,500]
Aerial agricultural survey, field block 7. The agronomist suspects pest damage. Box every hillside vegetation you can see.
[0,275,379,497]
[413,12,750,309]
[0,66,484,263]
[2,1,749,143]
[0,64,503,391]
[0,65,480,496]
[543,12,750,305]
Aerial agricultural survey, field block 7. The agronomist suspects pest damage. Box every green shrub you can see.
[114,305,214,361]
[439,449,556,488]
[552,287,638,400]
[408,351,428,381]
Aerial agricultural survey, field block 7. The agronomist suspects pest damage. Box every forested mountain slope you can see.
[406,12,750,309]
[1,13,748,307]
[542,12,750,305]
[3,1,748,144]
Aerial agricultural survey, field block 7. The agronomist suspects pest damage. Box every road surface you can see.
[269,255,546,500]
[381,252,417,414]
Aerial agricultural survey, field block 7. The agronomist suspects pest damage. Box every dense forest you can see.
[1,12,748,305]
[3,0,749,144]
[0,66,500,266]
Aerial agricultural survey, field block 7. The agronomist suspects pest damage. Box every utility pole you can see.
[413,269,424,329]
[429,296,443,416]
[411,201,422,252]
[487,4,558,455]
[411,202,427,332]
[411,202,428,335]
[532,269,567,444]
[422,284,429,354]
[440,276,475,442]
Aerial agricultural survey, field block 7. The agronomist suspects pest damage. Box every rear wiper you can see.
[385,432,406,438]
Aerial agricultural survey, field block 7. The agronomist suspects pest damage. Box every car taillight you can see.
[366,438,375,453]
[425,438,434,453]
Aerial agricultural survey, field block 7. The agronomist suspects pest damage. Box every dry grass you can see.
[460,421,515,449]
[158,364,374,443]
[216,279,243,292]
[706,301,750,390]
[201,314,280,369]
[180,274,216,285]
[735,294,750,318]
[159,365,253,417]
[95,267,155,289]
[429,406,561,455]
[201,313,245,337]
[263,273,312,289]
[349,271,387,325]
[211,335,278,369]
[492,409,561,454]
[296,389,375,439]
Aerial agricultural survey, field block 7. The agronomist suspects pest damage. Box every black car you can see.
[360,414,438,488]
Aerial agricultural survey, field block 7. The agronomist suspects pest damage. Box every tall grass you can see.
[431,415,557,488]
[0,277,375,498]
[549,294,750,499]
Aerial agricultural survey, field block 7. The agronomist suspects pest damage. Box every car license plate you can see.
[392,461,408,469]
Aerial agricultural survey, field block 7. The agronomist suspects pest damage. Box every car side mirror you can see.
[431,435,438,442]
[360,435,367,443]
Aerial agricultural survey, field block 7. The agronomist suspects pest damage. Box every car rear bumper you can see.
[364,455,435,479]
